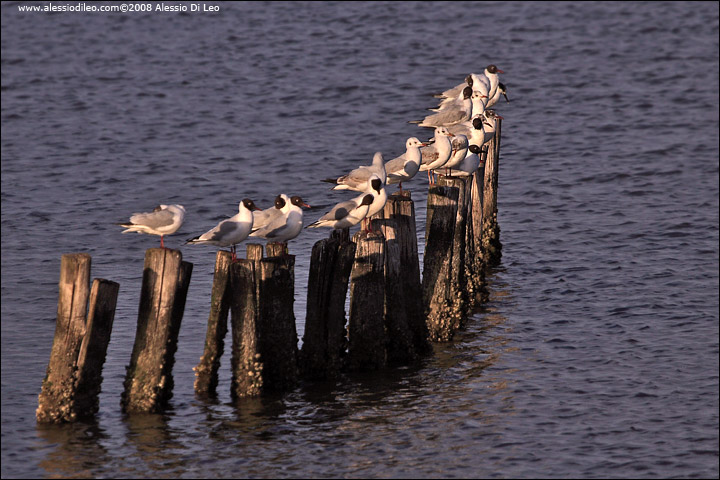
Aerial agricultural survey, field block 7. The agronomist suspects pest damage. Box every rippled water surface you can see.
[2,1,718,478]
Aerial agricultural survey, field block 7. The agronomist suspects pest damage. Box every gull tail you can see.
[321,177,339,184]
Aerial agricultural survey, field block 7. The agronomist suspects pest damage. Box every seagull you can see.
[419,127,455,185]
[433,74,473,100]
[385,137,428,190]
[362,175,387,232]
[481,110,503,144]
[414,90,486,128]
[186,198,259,260]
[481,64,505,102]
[119,204,186,248]
[486,82,510,108]
[451,144,483,177]
[306,192,374,230]
[441,134,469,177]
[322,151,386,192]
[250,194,310,245]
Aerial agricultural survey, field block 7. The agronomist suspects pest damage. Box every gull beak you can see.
[302,202,311,209]
[495,113,504,120]
[497,69,505,73]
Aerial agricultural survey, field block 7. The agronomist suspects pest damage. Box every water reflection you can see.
[37,420,109,479]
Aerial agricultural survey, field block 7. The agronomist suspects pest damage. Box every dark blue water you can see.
[2,1,718,478]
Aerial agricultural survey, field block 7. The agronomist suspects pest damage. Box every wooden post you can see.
[230,243,298,397]
[74,279,120,418]
[466,168,488,305]
[347,230,387,371]
[121,248,193,413]
[230,244,262,398]
[300,229,355,379]
[194,251,233,397]
[256,245,299,391]
[382,191,432,356]
[422,177,469,341]
[482,119,503,267]
[38,254,119,423]
[370,191,432,364]
[37,254,91,423]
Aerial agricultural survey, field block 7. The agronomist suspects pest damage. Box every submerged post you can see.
[194,251,233,397]
[122,248,193,413]
[347,230,387,371]
[38,254,119,423]
[300,229,356,379]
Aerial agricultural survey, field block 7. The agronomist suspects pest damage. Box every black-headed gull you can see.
[480,64,505,102]
[385,137,428,190]
[306,192,374,230]
[362,175,387,233]
[414,90,486,128]
[481,110,503,144]
[186,198,260,260]
[322,152,386,192]
[451,144,483,177]
[487,82,510,108]
[250,194,310,245]
[119,204,186,248]
[441,134,469,176]
[419,127,455,185]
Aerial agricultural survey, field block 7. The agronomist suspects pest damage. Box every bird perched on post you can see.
[250,194,310,247]
[119,204,186,249]
[186,198,259,261]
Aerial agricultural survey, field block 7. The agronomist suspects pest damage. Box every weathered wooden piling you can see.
[121,248,193,413]
[230,245,262,398]
[347,230,387,371]
[482,119,503,267]
[230,244,299,398]
[372,191,432,362]
[422,177,471,341]
[466,167,488,305]
[300,229,356,379]
[74,279,120,417]
[257,244,299,391]
[194,251,233,396]
[37,254,119,423]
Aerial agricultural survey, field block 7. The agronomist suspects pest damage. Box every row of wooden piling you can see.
[36,120,503,422]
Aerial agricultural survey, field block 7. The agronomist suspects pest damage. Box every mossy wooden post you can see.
[74,279,120,417]
[37,254,91,423]
[482,119,503,267]
[466,167,488,305]
[347,230,387,371]
[300,229,355,379]
[38,254,119,423]
[230,244,262,398]
[257,244,299,391]
[121,248,193,413]
[422,177,469,341]
[194,251,233,397]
